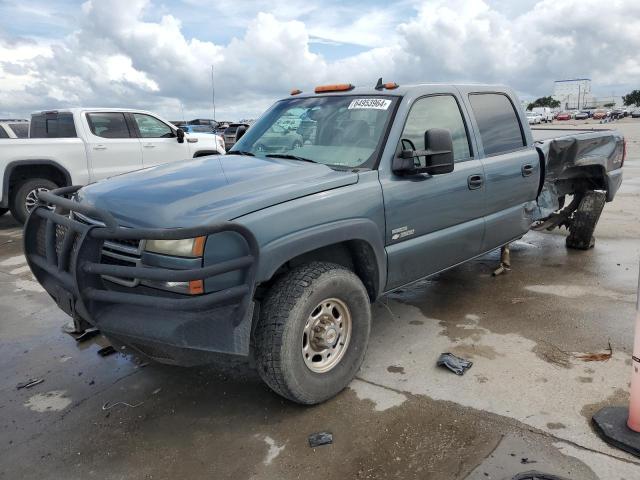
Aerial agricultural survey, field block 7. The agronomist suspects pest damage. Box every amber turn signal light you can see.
[189,279,204,295]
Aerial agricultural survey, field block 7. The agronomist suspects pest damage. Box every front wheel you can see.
[10,178,59,224]
[0,208,7,217]
[254,262,371,404]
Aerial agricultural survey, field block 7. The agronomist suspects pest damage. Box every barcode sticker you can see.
[348,98,392,110]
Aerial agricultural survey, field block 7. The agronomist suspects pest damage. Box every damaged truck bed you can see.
[532,128,625,249]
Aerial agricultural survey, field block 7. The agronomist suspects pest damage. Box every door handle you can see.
[521,164,534,177]
[143,143,156,148]
[467,174,484,190]
[93,145,107,150]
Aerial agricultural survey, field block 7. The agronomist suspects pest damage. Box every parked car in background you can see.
[0,120,30,138]
[181,124,216,134]
[574,111,589,120]
[556,112,572,121]
[0,108,225,222]
[223,123,251,149]
[631,110,640,119]
[532,107,553,123]
[611,109,626,120]
[592,110,608,120]
[526,111,541,125]
[24,82,624,405]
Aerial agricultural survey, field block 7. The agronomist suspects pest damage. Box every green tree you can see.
[527,96,561,110]
[623,90,640,107]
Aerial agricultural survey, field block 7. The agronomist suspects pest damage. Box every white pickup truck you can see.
[0,108,225,222]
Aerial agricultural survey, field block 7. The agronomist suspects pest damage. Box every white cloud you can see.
[0,0,639,120]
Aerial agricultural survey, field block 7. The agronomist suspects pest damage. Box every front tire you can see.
[0,208,7,217]
[566,191,606,250]
[10,178,58,224]
[254,262,371,404]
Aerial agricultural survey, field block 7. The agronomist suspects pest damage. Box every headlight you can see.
[144,236,206,257]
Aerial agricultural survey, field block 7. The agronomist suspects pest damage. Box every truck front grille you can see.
[72,213,143,287]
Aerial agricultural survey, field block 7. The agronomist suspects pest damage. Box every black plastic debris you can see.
[16,378,44,390]
[97,346,116,357]
[308,432,333,447]
[437,353,473,375]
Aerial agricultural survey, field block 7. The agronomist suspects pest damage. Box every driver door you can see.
[380,92,486,290]
[131,113,190,167]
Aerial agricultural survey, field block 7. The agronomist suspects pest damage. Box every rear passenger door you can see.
[381,92,485,290]
[84,112,143,181]
[463,91,540,251]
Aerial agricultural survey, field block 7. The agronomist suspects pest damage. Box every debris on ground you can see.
[102,401,144,410]
[437,353,473,375]
[72,328,100,343]
[16,378,44,390]
[493,244,511,276]
[97,346,116,357]
[520,457,537,465]
[576,341,613,362]
[308,432,333,447]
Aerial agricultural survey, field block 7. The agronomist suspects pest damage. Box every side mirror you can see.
[176,128,185,144]
[236,126,247,141]
[393,128,454,175]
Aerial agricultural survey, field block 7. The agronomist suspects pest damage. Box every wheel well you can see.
[259,240,380,301]
[554,165,607,197]
[7,163,69,198]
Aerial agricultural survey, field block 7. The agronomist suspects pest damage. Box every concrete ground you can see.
[1,118,640,479]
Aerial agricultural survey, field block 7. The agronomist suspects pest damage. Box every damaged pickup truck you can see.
[24,81,624,404]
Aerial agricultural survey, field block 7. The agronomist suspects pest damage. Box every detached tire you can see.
[566,191,606,250]
[9,178,58,224]
[254,262,371,404]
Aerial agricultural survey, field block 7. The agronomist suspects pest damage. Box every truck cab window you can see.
[468,93,525,156]
[400,95,472,163]
[133,114,174,138]
[0,127,8,139]
[30,112,77,138]
[86,113,132,138]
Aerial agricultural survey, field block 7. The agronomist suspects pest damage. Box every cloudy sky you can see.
[0,0,638,121]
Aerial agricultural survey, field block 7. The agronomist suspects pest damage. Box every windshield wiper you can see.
[226,150,255,156]
[265,153,317,163]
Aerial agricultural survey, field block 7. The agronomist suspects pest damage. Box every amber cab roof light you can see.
[314,83,355,94]
[290,89,303,96]
[374,77,399,90]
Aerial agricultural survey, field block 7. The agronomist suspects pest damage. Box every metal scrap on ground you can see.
[16,378,44,389]
[308,432,333,447]
[437,353,473,375]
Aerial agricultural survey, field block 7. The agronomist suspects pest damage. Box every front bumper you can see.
[24,186,259,365]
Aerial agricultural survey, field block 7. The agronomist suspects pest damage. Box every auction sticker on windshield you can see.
[348,98,392,110]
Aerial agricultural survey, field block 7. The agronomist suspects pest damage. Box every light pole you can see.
[211,65,216,121]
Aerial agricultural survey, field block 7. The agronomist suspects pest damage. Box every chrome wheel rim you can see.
[302,298,352,373]
[25,187,49,212]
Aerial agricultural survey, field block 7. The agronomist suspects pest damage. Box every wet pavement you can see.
[2,120,640,479]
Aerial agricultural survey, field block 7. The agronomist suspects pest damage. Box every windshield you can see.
[231,95,398,169]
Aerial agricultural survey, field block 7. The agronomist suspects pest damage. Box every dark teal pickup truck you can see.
[24,81,624,404]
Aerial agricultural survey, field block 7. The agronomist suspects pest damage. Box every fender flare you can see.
[1,160,72,208]
[256,218,387,299]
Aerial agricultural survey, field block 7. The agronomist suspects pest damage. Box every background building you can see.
[553,78,593,110]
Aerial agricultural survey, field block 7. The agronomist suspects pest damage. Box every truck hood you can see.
[77,155,359,227]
